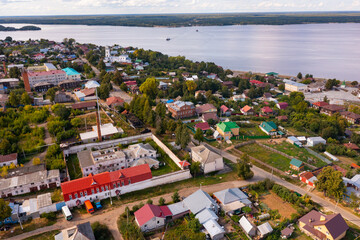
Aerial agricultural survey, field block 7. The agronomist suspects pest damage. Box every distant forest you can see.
[1,12,360,27]
[0,25,41,31]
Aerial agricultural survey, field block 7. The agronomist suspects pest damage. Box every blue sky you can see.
[0,0,359,16]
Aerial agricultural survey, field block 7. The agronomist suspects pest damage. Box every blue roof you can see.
[62,67,80,76]
[166,99,174,104]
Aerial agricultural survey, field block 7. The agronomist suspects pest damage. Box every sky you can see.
[0,0,359,16]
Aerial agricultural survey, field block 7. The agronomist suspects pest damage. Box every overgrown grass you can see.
[66,154,82,180]
[148,140,180,172]
[264,141,327,168]
[24,230,60,240]
[237,144,291,171]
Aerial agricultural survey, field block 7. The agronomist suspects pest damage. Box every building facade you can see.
[0,170,60,198]
[167,101,196,119]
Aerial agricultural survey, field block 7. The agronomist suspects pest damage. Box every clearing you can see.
[260,191,297,220]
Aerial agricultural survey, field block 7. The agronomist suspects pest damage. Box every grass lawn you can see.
[24,230,60,240]
[285,127,313,137]
[237,144,291,171]
[151,164,174,176]
[264,141,327,168]
[148,141,180,172]
[0,218,57,239]
[66,154,83,180]
[239,126,268,136]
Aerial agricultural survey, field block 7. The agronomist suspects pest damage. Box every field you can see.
[263,140,327,168]
[76,112,112,129]
[238,126,268,136]
[237,144,291,171]
[260,192,297,220]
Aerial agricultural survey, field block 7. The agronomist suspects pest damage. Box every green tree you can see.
[139,77,158,98]
[9,67,21,78]
[52,104,71,120]
[190,161,201,177]
[97,60,106,71]
[70,117,82,128]
[180,127,191,149]
[172,191,180,203]
[187,217,201,232]
[278,83,285,92]
[143,99,151,122]
[316,166,345,200]
[20,92,31,105]
[8,91,20,106]
[32,157,41,165]
[297,72,303,79]
[47,87,57,102]
[194,128,204,144]
[91,222,113,240]
[175,125,182,146]
[0,199,12,221]
[158,197,165,205]
[236,154,254,180]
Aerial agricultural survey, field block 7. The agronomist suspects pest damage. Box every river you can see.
[1,23,360,81]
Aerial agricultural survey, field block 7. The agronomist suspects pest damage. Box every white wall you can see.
[64,133,152,156]
[152,134,183,169]
[66,170,191,208]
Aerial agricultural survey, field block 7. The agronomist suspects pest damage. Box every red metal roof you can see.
[250,80,264,85]
[106,96,124,106]
[220,105,229,112]
[195,122,210,131]
[27,70,65,77]
[61,164,151,195]
[261,106,273,113]
[179,161,191,167]
[313,101,329,107]
[0,153,17,163]
[134,204,172,226]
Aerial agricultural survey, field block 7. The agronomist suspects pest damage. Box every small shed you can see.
[307,137,326,147]
[290,158,304,171]
[257,222,273,237]
[281,227,293,239]
[239,216,257,237]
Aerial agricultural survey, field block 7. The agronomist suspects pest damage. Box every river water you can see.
[1,23,360,81]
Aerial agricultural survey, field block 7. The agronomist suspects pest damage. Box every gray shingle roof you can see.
[183,189,218,215]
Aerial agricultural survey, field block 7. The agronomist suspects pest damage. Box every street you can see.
[8,145,360,240]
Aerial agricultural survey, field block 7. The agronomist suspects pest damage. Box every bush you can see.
[40,212,57,221]
[91,221,113,240]
[231,215,240,222]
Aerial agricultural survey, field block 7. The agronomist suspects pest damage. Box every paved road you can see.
[205,143,360,227]
[111,85,133,103]
[9,144,360,239]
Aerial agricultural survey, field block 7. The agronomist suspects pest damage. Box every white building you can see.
[191,145,224,174]
[307,137,326,147]
[25,70,67,87]
[203,219,225,240]
[78,143,158,176]
[284,80,307,92]
[79,123,124,143]
[0,153,18,167]
[239,216,257,237]
[0,170,60,198]
[213,188,252,214]
[105,46,131,63]
[258,222,273,237]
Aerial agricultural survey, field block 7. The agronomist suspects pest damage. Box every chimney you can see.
[96,108,102,142]
[22,70,31,93]
[2,61,6,76]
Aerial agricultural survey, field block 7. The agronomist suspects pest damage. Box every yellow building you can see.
[216,122,240,141]
[298,210,348,240]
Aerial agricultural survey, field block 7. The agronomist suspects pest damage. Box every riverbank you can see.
[2,12,360,28]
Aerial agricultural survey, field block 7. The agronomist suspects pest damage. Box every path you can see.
[9,144,360,239]
[111,84,133,103]
[80,57,100,76]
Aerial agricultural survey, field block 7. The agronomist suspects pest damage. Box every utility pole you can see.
[108,184,113,205]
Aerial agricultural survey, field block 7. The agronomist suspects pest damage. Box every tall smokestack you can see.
[2,61,6,76]
[96,107,102,142]
[22,70,31,93]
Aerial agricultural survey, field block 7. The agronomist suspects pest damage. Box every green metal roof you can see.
[290,158,303,168]
[259,121,278,132]
[217,122,240,132]
[62,67,80,76]
[266,72,279,76]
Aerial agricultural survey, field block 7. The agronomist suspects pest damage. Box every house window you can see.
[117,182,121,187]
[85,191,88,196]
[157,221,160,224]
[113,183,116,188]
[101,186,104,191]
[69,195,72,200]
[96,188,99,193]
[92,189,95,194]
[105,186,108,190]
[128,179,131,184]
[80,192,83,197]
[75,193,78,198]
